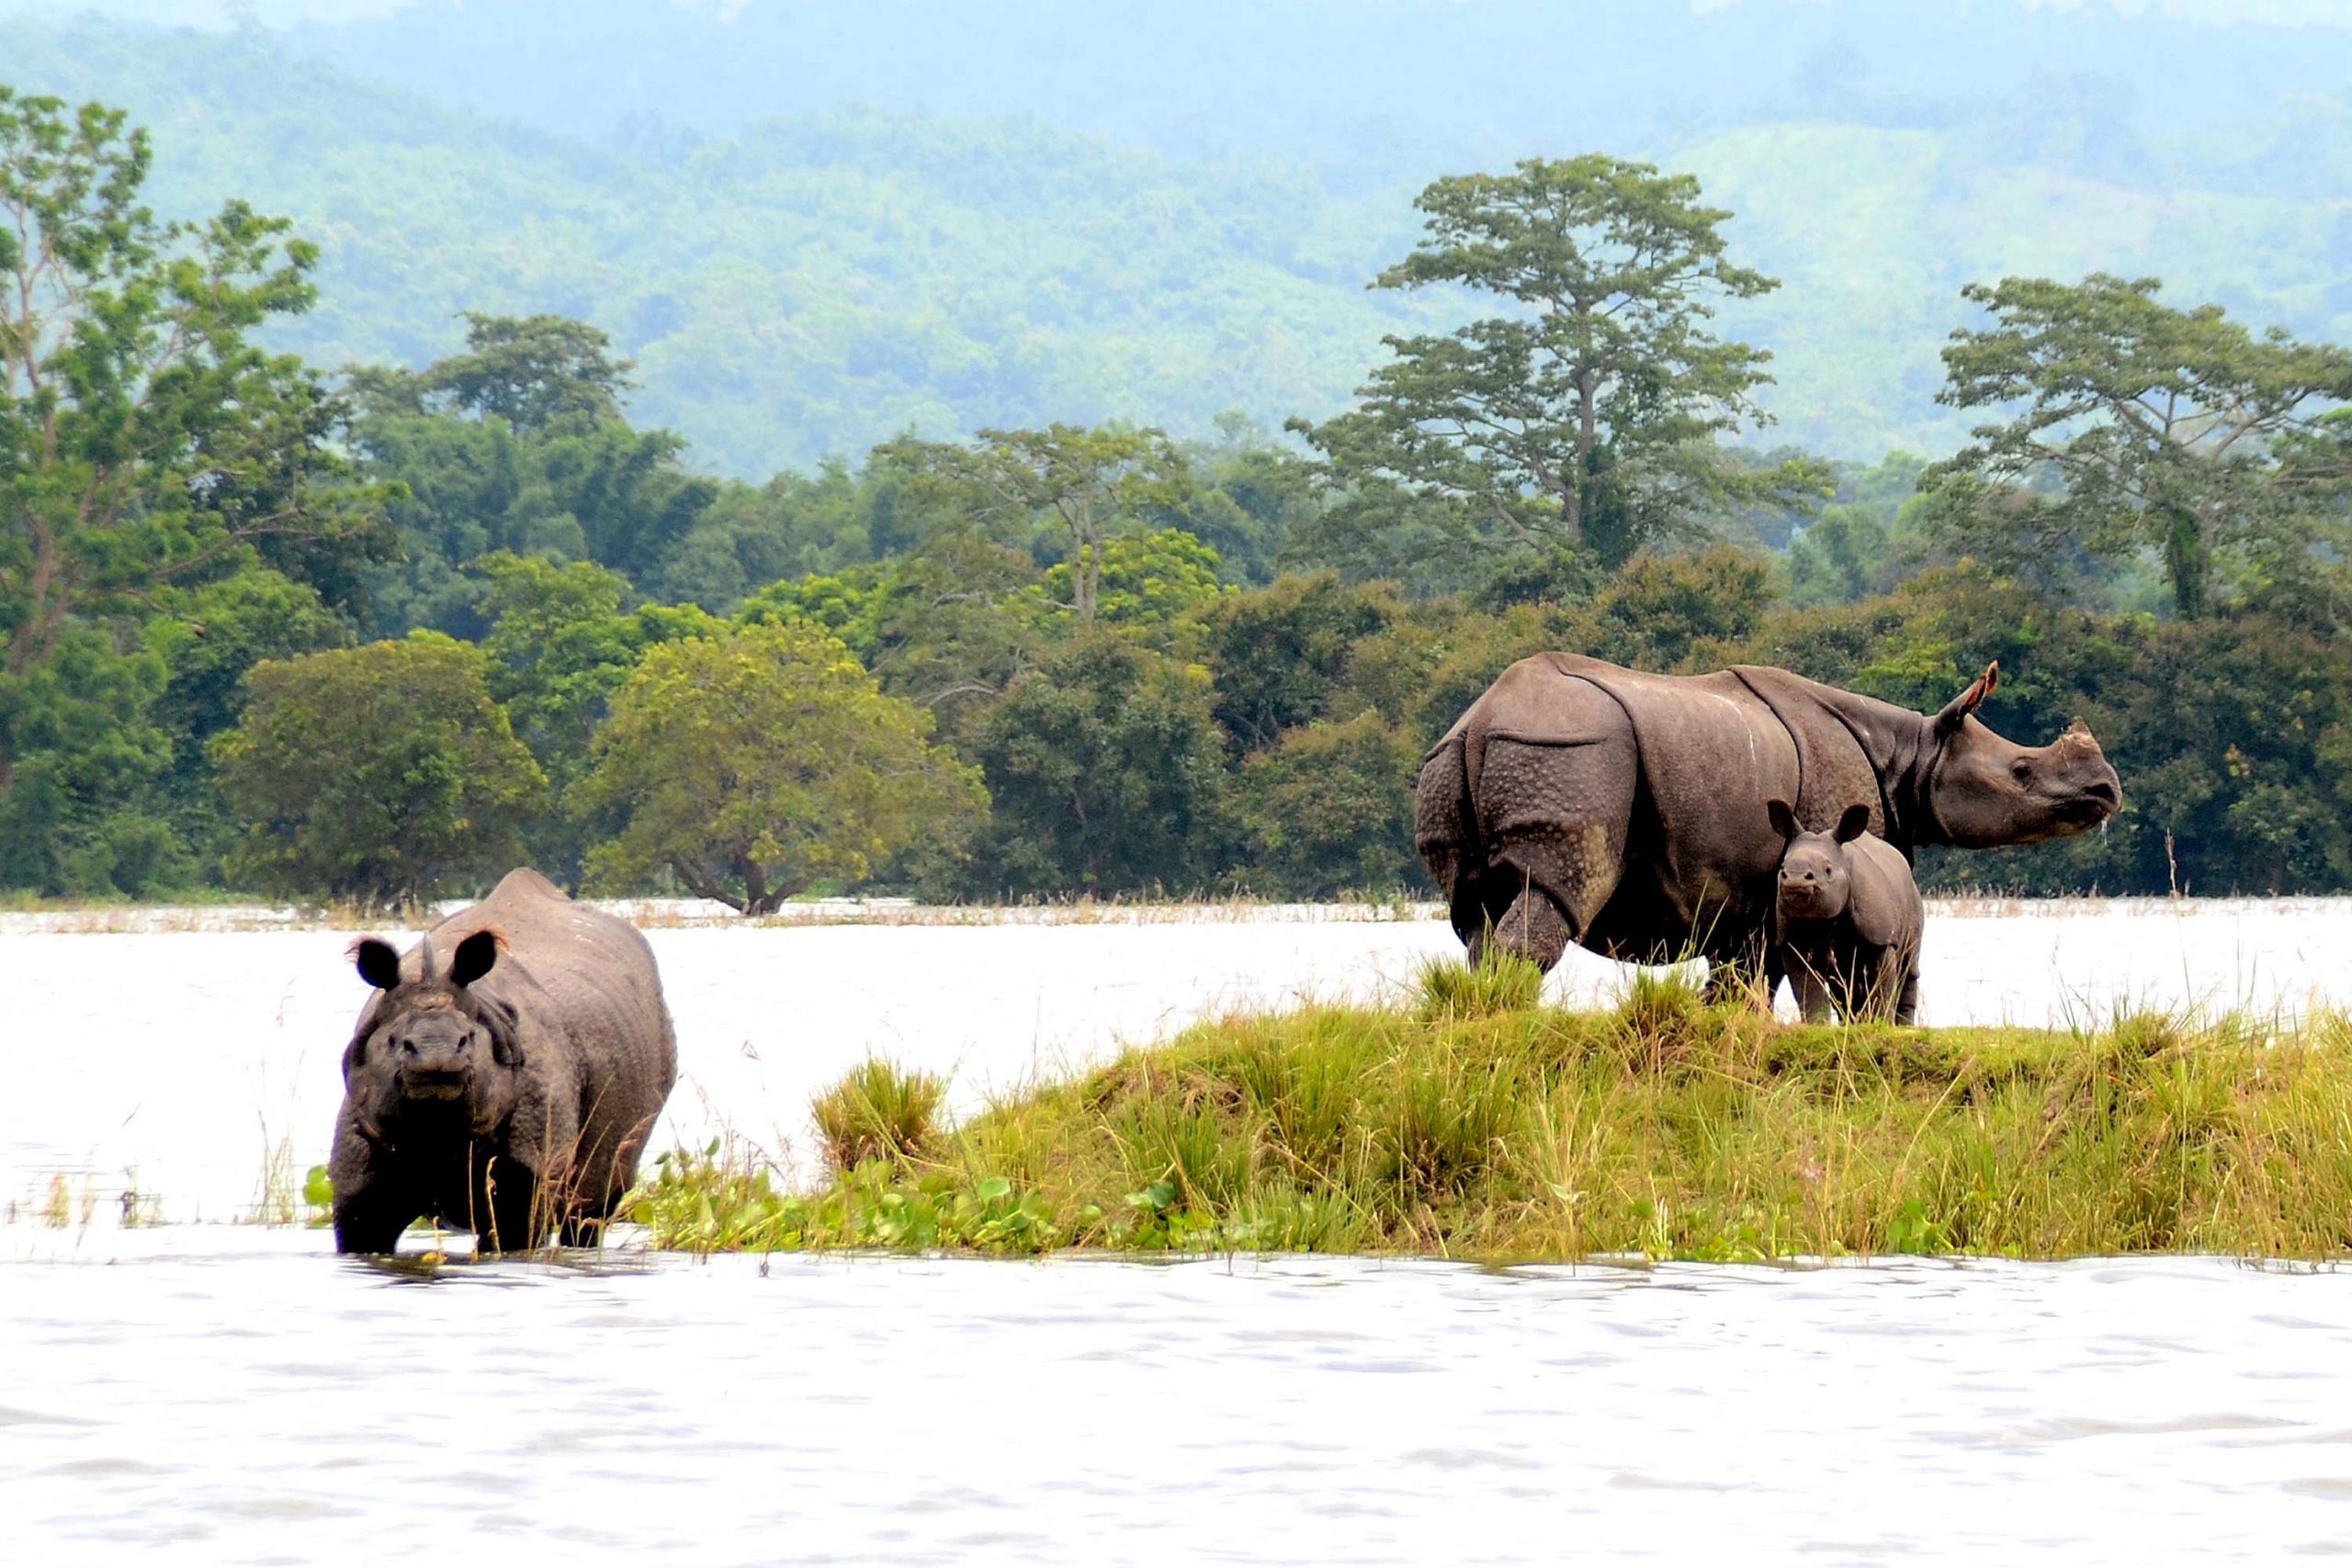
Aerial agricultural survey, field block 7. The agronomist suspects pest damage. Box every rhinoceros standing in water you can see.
[328,868,678,1254]
[1415,655,2120,986]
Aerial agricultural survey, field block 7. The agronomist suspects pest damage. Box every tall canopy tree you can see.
[1928,274,2352,619]
[1295,154,1815,581]
[347,311,636,434]
[885,423,1190,624]
[0,89,387,879]
[346,314,715,630]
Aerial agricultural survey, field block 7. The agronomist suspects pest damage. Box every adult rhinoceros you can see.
[328,868,678,1254]
[1414,655,2120,981]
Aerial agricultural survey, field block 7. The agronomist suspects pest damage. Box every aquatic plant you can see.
[630,991,2352,1263]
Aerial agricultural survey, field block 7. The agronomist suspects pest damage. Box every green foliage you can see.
[301,1164,334,1228]
[1783,453,1935,606]
[374,311,636,434]
[1203,571,1396,750]
[1928,274,2352,620]
[209,632,545,906]
[471,550,723,877]
[11,82,2352,909]
[966,631,1230,897]
[578,622,986,912]
[1237,712,1422,897]
[1571,545,1778,671]
[0,87,390,894]
[350,335,722,633]
[887,423,1192,626]
[1295,154,1820,583]
[739,534,1057,753]
[1040,526,1226,640]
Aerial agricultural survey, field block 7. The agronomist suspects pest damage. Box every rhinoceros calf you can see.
[328,868,678,1254]
[1417,655,2119,984]
[1769,800,1924,1024]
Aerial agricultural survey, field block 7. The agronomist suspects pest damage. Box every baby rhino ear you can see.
[1834,804,1873,844]
[353,938,401,991]
[1766,799,1800,840]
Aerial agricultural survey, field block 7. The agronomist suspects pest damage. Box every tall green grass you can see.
[628,964,2352,1262]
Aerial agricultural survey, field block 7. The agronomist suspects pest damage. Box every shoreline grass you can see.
[9,890,2344,937]
[628,960,2352,1264]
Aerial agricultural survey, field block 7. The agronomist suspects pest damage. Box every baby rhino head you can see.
[1769,799,1872,925]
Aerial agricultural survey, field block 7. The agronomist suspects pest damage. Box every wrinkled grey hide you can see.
[329,868,679,1254]
[1415,655,2119,983]
[1770,800,1925,1023]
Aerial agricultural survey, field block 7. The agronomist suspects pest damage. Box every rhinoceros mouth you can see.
[1779,889,1835,921]
[398,1068,472,1103]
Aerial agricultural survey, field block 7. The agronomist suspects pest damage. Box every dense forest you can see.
[6,77,2349,908]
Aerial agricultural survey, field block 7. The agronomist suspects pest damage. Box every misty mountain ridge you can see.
[0,4,2345,475]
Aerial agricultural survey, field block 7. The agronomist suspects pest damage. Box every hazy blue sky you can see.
[17,0,2352,28]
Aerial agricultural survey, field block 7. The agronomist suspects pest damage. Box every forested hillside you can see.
[1,6,2346,471]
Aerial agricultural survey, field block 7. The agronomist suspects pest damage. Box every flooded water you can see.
[6,897,2349,1223]
[9,899,2352,1562]
[6,1232,2352,1564]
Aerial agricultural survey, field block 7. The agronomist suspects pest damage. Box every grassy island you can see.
[628,961,2352,1263]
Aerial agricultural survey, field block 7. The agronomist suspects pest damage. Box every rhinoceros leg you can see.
[1894,967,1920,1026]
[332,1181,418,1256]
[1467,728,1636,971]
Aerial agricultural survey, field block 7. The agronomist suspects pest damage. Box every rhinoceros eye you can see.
[2011,759,2033,782]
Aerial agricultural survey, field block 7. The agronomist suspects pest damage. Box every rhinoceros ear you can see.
[353,938,401,992]
[448,928,503,989]
[1934,660,2000,734]
[1834,803,1872,844]
[1766,798,1800,841]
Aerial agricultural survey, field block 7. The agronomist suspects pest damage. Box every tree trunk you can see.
[2163,504,2210,620]
[1076,527,1099,624]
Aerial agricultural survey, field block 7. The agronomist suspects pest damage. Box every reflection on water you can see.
[6,1233,2352,1564]
[10,899,2352,1223]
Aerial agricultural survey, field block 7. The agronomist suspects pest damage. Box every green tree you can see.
[1295,154,1816,580]
[1572,545,1778,671]
[1928,274,2352,620]
[578,623,985,913]
[469,551,724,877]
[348,315,717,631]
[887,423,1191,624]
[210,633,545,906]
[1204,571,1396,750]
[965,632,1230,896]
[350,311,635,434]
[1236,711,1423,897]
[0,90,389,889]
[143,567,353,881]
[738,532,1056,750]
[1040,526,1225,641]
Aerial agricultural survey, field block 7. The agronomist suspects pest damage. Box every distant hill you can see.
[3,9,2346,475]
